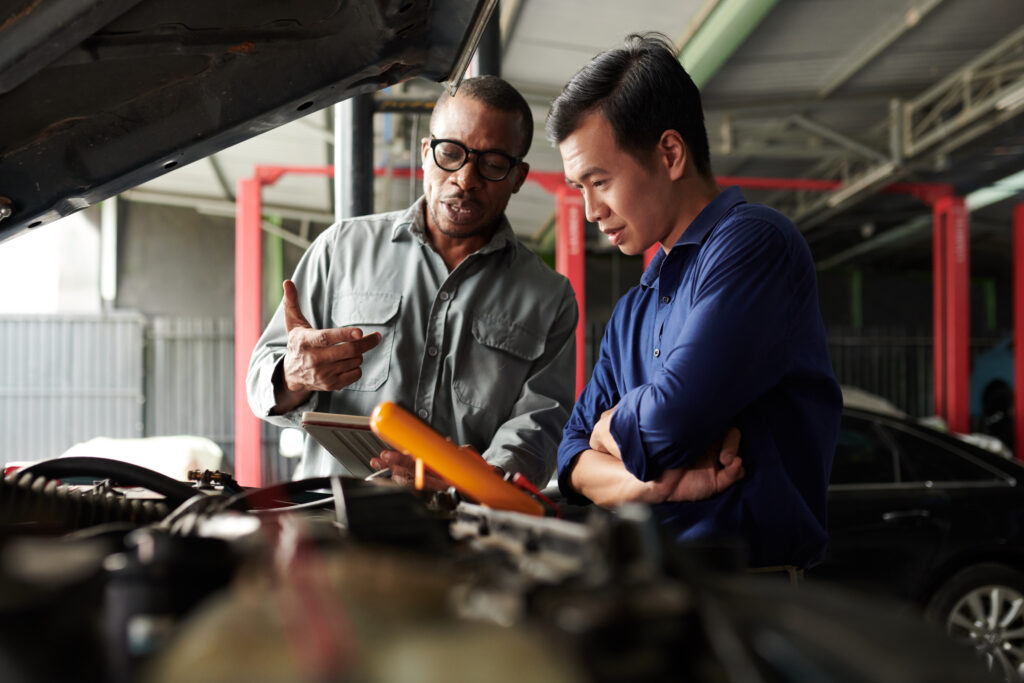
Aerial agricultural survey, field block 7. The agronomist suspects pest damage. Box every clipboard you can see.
[301,411,392,478]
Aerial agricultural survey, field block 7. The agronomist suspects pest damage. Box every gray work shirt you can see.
[246,197,578,485]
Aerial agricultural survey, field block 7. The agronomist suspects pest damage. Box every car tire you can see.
[925,562,1024,681]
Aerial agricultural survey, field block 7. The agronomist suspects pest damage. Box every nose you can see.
[582,187,607,224]
[449,154,484,189]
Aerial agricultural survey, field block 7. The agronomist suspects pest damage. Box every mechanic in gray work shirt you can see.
[246,76,578,487]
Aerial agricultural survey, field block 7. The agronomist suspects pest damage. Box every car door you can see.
[812,413,951,601]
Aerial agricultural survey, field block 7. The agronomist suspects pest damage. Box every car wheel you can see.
[925,563,1024,681]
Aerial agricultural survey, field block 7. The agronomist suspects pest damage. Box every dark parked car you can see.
[810,406,1024,681]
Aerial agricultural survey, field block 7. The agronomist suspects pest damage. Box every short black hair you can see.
[545,32,712,178]
[433,75,534,157]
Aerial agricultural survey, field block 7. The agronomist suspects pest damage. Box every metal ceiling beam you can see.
[677,0,780,88]
[207,155,235,203]
[675,0,725,52]
[121,189,334,225]
[817,0,946,98]
[815,212,1008,272]
[815,215,930,271]
[903,24,1024,158]
[500,0,527,58]
[788,115,888,164]
[795,25,1024,232]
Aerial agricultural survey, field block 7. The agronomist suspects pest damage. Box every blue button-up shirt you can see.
[557,187,841,568]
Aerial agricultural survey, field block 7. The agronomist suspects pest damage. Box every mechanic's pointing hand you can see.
[273,280,382,413]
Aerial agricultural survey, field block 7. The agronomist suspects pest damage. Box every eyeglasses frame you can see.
[428,135,523,182]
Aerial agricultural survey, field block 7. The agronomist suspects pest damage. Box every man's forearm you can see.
[569,449,655,506]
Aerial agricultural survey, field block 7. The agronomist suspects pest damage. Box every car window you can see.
[888,427,998,483]
[831,417,897,484]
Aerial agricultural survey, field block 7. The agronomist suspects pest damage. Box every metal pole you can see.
[555,186,586,398]
[334,102,348,224]
[335,94,375,222]
[100,196,118,309]
[235,177,264,486]
[475,2,502,76]
[1013,203,1024,458]
[933,196,970,433]
[350,93,375,217]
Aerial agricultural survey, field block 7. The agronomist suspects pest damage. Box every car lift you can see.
[234,165,989,486]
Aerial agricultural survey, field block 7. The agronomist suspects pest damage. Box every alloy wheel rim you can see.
[946,584,1024,681]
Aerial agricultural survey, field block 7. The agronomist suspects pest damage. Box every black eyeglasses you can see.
[429,136,522,182]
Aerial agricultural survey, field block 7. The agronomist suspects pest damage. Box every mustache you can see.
[440,192,479,205]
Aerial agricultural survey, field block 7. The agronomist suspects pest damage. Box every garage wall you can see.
[0,313,296,481]
[0,314,145,463]
[117,202,235,317]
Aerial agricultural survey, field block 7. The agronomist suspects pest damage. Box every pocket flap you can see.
[333,292,401,326]
[471,314,544,361]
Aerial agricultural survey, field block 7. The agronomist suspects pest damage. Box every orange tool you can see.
[369,402,544,516]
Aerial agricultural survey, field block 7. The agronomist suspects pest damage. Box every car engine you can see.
[0,457,997,683]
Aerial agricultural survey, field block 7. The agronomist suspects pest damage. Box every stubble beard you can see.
[427,202,497,241]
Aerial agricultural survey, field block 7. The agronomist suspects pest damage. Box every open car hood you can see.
[0,0,495,244]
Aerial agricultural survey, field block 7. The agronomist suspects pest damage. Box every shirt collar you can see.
[640,186,747,287]
[393,196,516,259]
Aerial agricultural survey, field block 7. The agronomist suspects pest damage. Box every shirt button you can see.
[427,346,438,357]
[439,291,451,301]
[653,348,661,358]
[661,295,671,303]
[418,408,429,419]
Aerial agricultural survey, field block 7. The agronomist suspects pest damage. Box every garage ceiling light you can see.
[966,168,1024,211]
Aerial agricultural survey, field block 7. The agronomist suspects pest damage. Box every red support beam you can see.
[525,171,952,200]
[555,186,587,398]
[1013,204,1024,459]
[932,196,970,434]
[643,244,659,269]
[933,202,947,421]
[235,177,264,487]
[233,165,959,478]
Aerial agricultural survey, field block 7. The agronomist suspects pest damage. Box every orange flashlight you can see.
[369,401,544,516]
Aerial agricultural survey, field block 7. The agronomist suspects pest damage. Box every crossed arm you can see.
[567,406,744,507]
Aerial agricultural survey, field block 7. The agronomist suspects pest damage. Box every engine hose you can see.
[0,470,170,534]
[219,477,336,511]
[13,456,200,507]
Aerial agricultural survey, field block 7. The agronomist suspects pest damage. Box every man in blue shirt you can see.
[546,33,842,569]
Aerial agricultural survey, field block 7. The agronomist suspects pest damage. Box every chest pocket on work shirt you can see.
[331,292,401,392]
[454,313,544,411]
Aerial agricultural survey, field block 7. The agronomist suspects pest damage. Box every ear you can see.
[658,130,687,181]
[510,161,530,193]
[421,137,432,165]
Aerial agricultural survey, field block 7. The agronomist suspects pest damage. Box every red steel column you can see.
[643,244,659,269]
[1013,204,1024,459]
[235,177,264,487]
[555,185,586,398]
[933,196,970,434]
[932,201,947,420]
